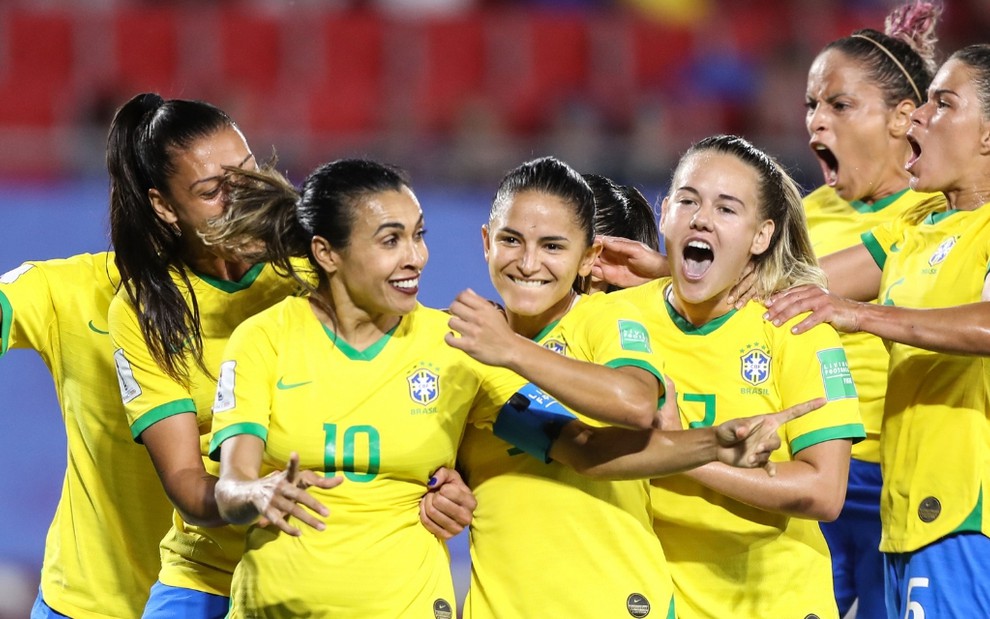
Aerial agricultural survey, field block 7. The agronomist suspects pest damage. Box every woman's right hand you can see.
[590,235,668,289]
[445,288,518,366]
[252,452,343,536]
[713,398,825,475]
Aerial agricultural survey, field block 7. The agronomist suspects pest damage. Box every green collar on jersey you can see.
[850,188,908,214]
[322,321,399,361]
[195,262,265,293]
[923,208,962,225]
[663,285,737,335]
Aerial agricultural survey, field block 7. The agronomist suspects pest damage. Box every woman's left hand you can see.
[420,467,477,540]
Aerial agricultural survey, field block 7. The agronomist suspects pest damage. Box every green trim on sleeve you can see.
[208,422,268,461]
[790,423,865,455]
[130,399,197,443]
[604,358,665,408]
[860,232,886,270]
[0,289,12,357]
[604,357,663,381]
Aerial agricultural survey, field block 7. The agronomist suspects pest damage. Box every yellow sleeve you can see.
[574,295,664,381]
[108,292,196,441]
[774,317,865,454]
[208,316,276,459]
[862,215,906,271]
[0,261,53,356]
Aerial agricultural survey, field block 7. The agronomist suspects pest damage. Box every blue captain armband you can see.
[492,383,576,463]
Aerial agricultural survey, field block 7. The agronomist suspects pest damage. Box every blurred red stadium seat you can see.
[308,12,385,135]
[112,6,181,94]
[412,15,486,133]
[219,8,283,94]
[489,10,590,132]
[0,8,74,126]
[630,19,695,91]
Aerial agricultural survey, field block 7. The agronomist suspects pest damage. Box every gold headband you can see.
[852,34,923,103]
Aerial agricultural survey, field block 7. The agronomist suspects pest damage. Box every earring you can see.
[171,223,182,238]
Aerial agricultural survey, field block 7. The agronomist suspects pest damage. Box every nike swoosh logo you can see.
[890,242,901,253]
[88,321,109,335]
[277,378,312,390]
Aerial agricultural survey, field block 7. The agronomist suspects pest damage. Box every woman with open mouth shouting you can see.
[766,44,990,619]
[802,2,944,616]
[597,135,863,619]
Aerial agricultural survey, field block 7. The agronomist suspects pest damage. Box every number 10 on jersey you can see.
[323,423,381,482]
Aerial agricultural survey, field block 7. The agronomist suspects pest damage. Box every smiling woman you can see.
[202,158,583,618]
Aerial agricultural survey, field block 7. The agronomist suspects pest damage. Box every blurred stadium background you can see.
[0,0,987,616]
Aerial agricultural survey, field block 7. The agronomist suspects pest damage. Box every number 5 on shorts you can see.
[905,577,929,619]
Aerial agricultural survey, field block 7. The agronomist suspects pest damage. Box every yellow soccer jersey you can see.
[108,261,300,596]
[612,279,865,619]
[805,186,944,462]
[209,297,519,618]
[0,253,173,619]
[863,205,990,553]
[458,292,676,619]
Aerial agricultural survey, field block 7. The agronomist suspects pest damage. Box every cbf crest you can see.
[929,236,957,266]
[543,339,566,355]
[408,365,439,405]
[741,349,771,386]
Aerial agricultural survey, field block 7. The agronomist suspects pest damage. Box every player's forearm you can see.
[821,245,882,302]
[853,301,990,355]
[683,459,845,522]
[163,468,225,527]
[504,341,659,429]
[551,423,718,479]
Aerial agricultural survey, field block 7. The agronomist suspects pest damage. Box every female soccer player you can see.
[447,156,813,619]
[557,135,864,618]
[0,253,173,618]
[765,45,990,618]
[106,93,302,617]
[802,3,943,615]
[205,158,618,617]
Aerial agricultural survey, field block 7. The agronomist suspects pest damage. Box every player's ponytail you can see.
[107,92,235,384]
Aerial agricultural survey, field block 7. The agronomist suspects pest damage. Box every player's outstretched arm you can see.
[419,466,476,541]
[766,273,990,355]
[682,436,851,522]
[550,398,824,480]
[215,438,342,537]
